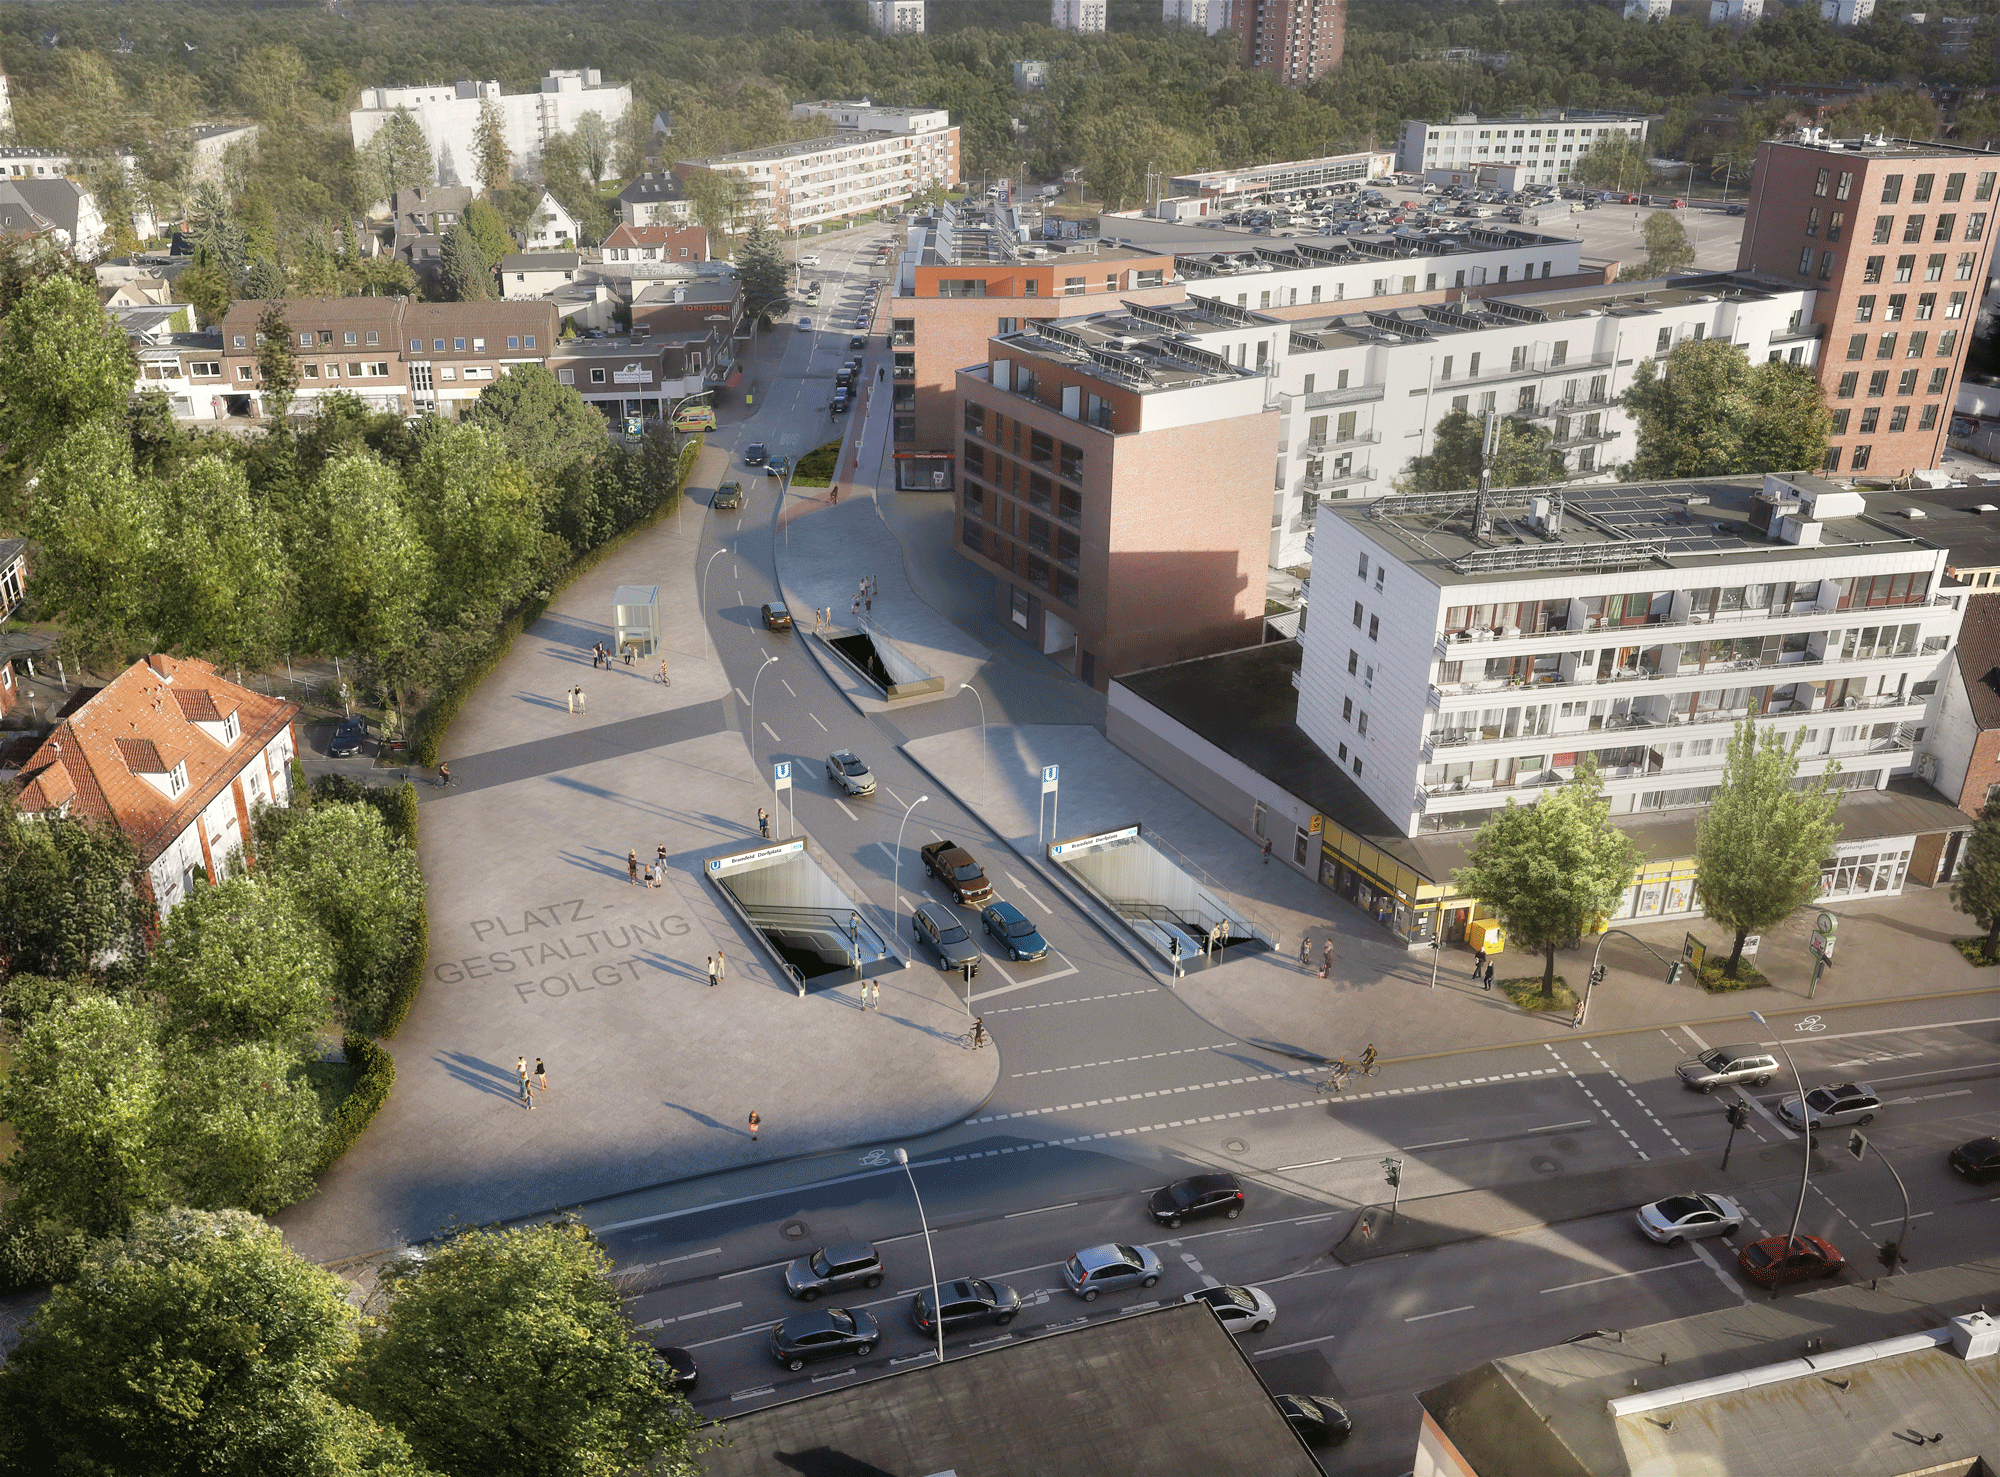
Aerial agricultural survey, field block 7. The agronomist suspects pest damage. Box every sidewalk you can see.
[275,443,995,1266]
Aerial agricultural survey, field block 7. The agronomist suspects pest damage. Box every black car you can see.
[1148,1172,1245,1229]
[979,901,1049,963]
[910,1278,1020,1335]
[744,443,767,466]
[650,1342,698,1391]
[831,395,851,415]
[1276,1395,1351,1444]
[911,902,981,976]
[327,716,367,758]
[1951,1137,2000,1183]
[785,1242,884,1301]
[920,839,993,905]
[850,335,867,349]
[769,1308,879,1371]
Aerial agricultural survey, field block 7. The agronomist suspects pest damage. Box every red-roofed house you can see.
[595,223,711,291]
[4,654,299,915]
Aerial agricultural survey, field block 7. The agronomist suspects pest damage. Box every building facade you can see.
[617,171,690,227]
[868,0,927,33]
[4,655,298,917]
[678,107,959,232]
[349,70,632,184]
[1168,149,1394,205]
[1163,0,1236,29]
[1229,0,1343,87]
[1399,112,1651,188]
[1051,0,1109,31]
[1736,136,1999,479]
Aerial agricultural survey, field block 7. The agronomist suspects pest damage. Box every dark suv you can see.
[784,1242,884,1302]
[1148,1173,1245,1229]
[920,839,993,905]
[911,902,980,976]
[910,1278,1020,1334]
[769,1308,879,1370]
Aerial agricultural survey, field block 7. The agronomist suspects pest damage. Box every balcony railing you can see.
[1302,466,1375,491]
[1432,350,1618,392]
[1302,431,1381,453]
[1768,322,1826,344]
[1300,384,1387,409]
[1549,428,1619,451]
[1525,395,1620,419]
[1438,594,1955,649]
[1425,693,1929,751]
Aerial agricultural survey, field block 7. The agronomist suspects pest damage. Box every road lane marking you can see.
[1272,1157,1343,1171]
[1871,1211,1935,1226]
[1254,1332,1343,1357]
[1005,1201,1078,1219]
[1583,1040,1690,1158]
[638,1300,745,1330]
[1733,1084,1796,1141]
[781,679,797,697]
[1545,1043,1648,1160]
[1405,1304,1474,1322]
[1528,1120,1597,1132]
[762,721,781,742]
[884,786,907,807]
[1685,1240,1751,1303]
[719,1259,793,1280]
[1400,1137,1468,1151]
[730,1387,775,1402]
[1004,871,1053,914]
[1014,1044,1237,1078]
[1540,1262,1693,1294]
[619,1247,722,1278]
[811,1366,858,1382]
[833,798,859,822]
[734,688,749,704]
[890,1353,935,1366]
[810,712,829,731]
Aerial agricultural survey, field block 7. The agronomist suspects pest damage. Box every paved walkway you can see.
[276,435,995,1266]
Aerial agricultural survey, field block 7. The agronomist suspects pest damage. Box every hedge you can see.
[0,1214,96,1294]
[313,1035,397,1178]
[413,438,700,769]
[792,440,843,487]
[375,898,429,1040]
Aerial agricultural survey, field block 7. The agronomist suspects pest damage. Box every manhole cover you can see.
[780,1220,810,1240]
[1529,1155,1562,1175]
[1224,1138,1249,1155]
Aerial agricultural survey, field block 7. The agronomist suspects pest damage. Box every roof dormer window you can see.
[166,761,187,798]
[223,710,239,744]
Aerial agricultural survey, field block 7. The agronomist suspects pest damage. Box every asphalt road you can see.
[587,226,2000,1474]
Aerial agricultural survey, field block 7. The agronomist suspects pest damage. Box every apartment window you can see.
[434,339,445,351]
[318,330,333,346]
[1944,172,1967,205]
[1852,445,1873,471]
[1798,248,1815,276]
[410,339,422,353]
[1820,252,1835,280]
[1064,275,1086,296]
[523,334,536,351]
[1936,215,1959,242]
[1059,441,1083,480]
[365,331,379,346]
[1353,601,1364,629]
[1939,329,1960,356]
[1864,255,1884,283]
[1905,216,1926,243]
[1890,405,1909,432]
[1825,446,1843,472]
[1342,696,1353,722]
[1806,208,1821,238]
[1859,407,1879,433]
[232,335,246,348]
[1921,403,1940,430]
[237,365,253,381]
[1882,175,1903,204]
[453,338,465,352]
[1928,254,1946,281]
[1930,367,1950,394]
[1960,252,1980,280]
[590,368,606,384]
[1854,297,1876,324]
[507,336,519,350]
[1948,292,1968,319]
[1846,333,1867,360]
[343,331,357,345]
[1657,326,1673,354]
[297,331,312,347]
[1899,369,1918,395]
[1917,293,1936,320]
[1883,294,1905,322]
[1814,168,1830,197]
[1831,408,1851,434]
[1970,213,1988,242]
[1898,255,1916,282]
[1908,332,1928,357]
[1347,649,1358,675]
[1310,285,1322,303]
[1357,710,1369,738]
[301,364,319,380]
[1868,370,1888,396]
[1876,333,1897,359]
[964,401,984,438]
[1829,212,1846,242]
[1872,215,1893,244]
[1914,173,1936,204]
[1551,340,1568,367]
[1368,614,1380,641]
[1303,374,1316,394]
[1837,170,1854,201]
[189,361,220,377]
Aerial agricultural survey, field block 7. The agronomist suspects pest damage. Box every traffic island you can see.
[1499,976,1575,1014]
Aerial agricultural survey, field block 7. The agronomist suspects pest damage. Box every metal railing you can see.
[1438,594,1953,648]
[1302,431,1381,453]
[1302,466,1375,490]
[1300,384,1386,408]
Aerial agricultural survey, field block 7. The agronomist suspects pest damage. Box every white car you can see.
[825,749,876,797]
[799,253,820,266]
[1634,1192,1746,1247]
[1183,1284,1276,1336]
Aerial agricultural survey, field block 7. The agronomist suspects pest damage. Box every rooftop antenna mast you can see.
[1474,408,1497,540]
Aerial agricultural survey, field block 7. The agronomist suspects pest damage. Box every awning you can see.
[725,370,743,388]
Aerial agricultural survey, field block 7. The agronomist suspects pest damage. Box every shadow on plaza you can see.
[433,1051,526,1102]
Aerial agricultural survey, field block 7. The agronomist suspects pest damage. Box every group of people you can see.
[515,1055,548,1110]
[589,641,633,669]
[1298,933,1336,979]
[627,845,669,889]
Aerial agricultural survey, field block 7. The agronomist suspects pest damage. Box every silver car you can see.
[1777,1082,1881,1131]
[1675,1046,1779,1093]
[825,749,876,797]
[1635,1192,1746,1246]
[784,1242,885,1302]
[1062,1242,1163,1301]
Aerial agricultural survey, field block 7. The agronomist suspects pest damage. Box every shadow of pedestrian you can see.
[435,1052,526,1101]
[662,1100,743,1133]
[516,691,574,712]
[555,849,633,881]
[631,950,707,982]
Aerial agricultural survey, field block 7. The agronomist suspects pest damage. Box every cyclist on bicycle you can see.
[1360,1044,1378,1073]
[437,762,451,790]
[971,1018,986,1049]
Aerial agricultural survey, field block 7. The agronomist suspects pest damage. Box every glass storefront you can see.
[1819,841,1912,901]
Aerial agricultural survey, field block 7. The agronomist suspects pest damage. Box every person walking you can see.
[566,686,577,715]
[970,1018,986,1049]
[627,850,640,885]
[1471,944,1487,979]
[1262,836,1273,865]
[747,1110,761,1141]
[1169,935,1184,979]
[1571,998,1586,1030]
[714,948,726,985]
[576,687,587,713]
[1298,933,1312,969]
[534,1058,548,1095]
[707,954,718,988]
[517,1055,527,1080]
[437,762,451,790]
[1483,959,1496,992]
[758,808,771,839]
[519,1072,536,1110]
[1320,939,1333,980]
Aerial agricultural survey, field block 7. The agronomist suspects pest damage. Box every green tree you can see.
[438,222,491,302]
[571,111,613,182]
[0,995,167,1237]
[462,363,607,482]
[1453,759,1641,999]
[407,423,542,623]
[0,1208,424,1476]
[1567,132,1650,194]
[153,454,292,662]
[25,421,161,638]
[366,108,433,202]
[268,804,425,1036]
[173,258,235,329]
[294,453,433,660]
[348,1219,711,1477]
[1624,339,1832,479]
[1394,408,1566,494]
[462,199,516,271]
[0,791,148,981]
[245,255,290,301]
[0,272,137,471]
[149,874,336,1054]
[735,218,788,317]
[681,168,744,241]
[474,96,513,194]
[159,1039,327,1214]
[1638,211,1695,275]
[1695,718,1843,978]
[1954,802,2000,960]
[188,182,247,277]
[257,300,301,424]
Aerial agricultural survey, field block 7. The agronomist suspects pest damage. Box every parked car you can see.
[1674,1045,1779,1093]
[830,395,851,415]
[851,335,867,349]
[799,253,821,266]
[1148,1172,1245,1229]
[1275,1394,1351,1444]
[761,602,793,631]
[1777,1082,1880,1131]
[327,716,367,758]
[785,1242,884,1302]
[1737,1233,1843,1288]
[1635,1192,1746,1246]
[1725,202,1747,216]
[1063,1242,1163,1301]
[650,1342,698,1390]
[769,1308,878,1370]
[1183,1284,1277,1336]
[911,1278,1021,1334]
[979,901,1049,962]
[712,481,743,510]
[911,902,981,975]
[825,749,876,797]
[744,443,767,466]
[921,839,993,905]
[1951,1137,2000,1183]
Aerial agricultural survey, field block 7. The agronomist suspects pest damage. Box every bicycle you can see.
[435,765,454,790]
[1314,1058,1354,1096]
[656,662,672,687]
[959,1022,988,1050]
[1357,1046,1381,1077]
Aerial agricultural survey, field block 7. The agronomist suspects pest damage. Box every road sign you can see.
[1848,1128,1869,1162]
[1811,911,1838,962]
[773,761,792,792]
[1682,933,1706,974]
[1042,765,1060,793]
[1742,933,1761,957]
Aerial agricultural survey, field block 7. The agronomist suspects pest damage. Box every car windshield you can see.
[1653,1196,1706,1221]
[826,1310,855,1333]
[1114,1244,1145,1265]
[747,444,765,456]
[934,922,969,945]
[809,1251,833,1277]
[1207,1286,1256,1312]
[1167,1182,1202,1207]
[970,1279,995,1300]
[1006,918,1037,938]
[953,863,983,882]
[838,756,866,775]
[1804,1089,1839,1111]
[1700,1050,1731,1071]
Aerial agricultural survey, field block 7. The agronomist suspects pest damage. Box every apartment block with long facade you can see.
[1737,136,2000,479]
[677,115,959,233]
[869,0,926,33]
[349,70,632,184]
[1230,0,1343,87]
[1166,148,1397,209]
[955,312,1276,689]
[1051,0,1108,31]
[1399,112,1651,188]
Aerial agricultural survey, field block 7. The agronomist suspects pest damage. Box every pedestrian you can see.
[878,365,885,382]
[715,948,726,984]
[622,646,634,667]
[1483,960,1496,991]
[1321,940,1333,979]
[1298,933,1312,968]
[659,657,670,684]
[628,850,640,885]
[643,863,656,887]
[535,1057,548,1094]
[1572,999,1586,1030]
[830,485,839,504]
[864,593,872,614]
[1169,935,1184,978]
[577,687,588,713]
[864,980,879,1011]
[437,761,451,790]
[848,910,859,948]
[1262,836,1273,865]
[657,843,668,873]
[748,1109,761,1141]
[759,807,771,839]
[707,954,718,988]
[852,594,861,618]
[1471,944,1486,979]
[519,1072,536,1110]
[567,687,577,715]
[971,1017,986,1048]
[517,1055,527,1080]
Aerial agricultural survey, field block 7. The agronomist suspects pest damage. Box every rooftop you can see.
[1777,131,2000,159]
[1953,592,2000,732]
[1890,487,2000,577]
[616,172,684,204]
[995,302,1264,393]
[1175,228,1576,281]
[497,252,579,272]
[912,202,1169,270]
[678,129,903,167]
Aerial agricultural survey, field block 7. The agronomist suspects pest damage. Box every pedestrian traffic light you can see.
[1725,1101,1750,1129]
[1380,1156,1403,1188]
[1666,961,1684,985]
[1590,965,1607,988]
[1878,1240,1901,1270]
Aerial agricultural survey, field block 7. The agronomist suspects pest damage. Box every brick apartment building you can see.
[1231,0,1344,87]
[1738,136,2000,478]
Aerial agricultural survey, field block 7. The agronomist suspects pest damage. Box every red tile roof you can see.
[9,655,297,865]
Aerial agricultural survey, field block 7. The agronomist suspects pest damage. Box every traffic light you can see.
[1878,1240,1901,1270]
[1589,965,1607,988]
[1725,1101,1750,1129]
[1380,1156,1403,1188]
[1666,961,1684,985]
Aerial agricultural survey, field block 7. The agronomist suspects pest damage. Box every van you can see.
[673,405,717,432]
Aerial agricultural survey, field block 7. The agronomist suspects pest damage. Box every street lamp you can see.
[749,653,778,821]
[958,682,991,809]
[890,793,930,964]
[701,546,728,618]
[894,1148,945,1366]
[1749,1009,1811,1300]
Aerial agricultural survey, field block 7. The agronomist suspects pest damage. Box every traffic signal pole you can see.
[1578,928,1678,1029]
[1720,1098,1750,1171]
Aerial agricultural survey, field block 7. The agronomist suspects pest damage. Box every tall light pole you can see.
[894,1148,945,1365]
[958,682,991,808]
[890,793,929,962]
[748,653,778,821]
[701,546,728,620]
[1750,1010,1811,1300]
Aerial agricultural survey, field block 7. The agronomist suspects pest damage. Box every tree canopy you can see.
[1954,802,2000,960]
[1622,338,1832,480]
[1395,408,1565,495]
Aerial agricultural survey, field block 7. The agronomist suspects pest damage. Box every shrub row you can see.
[0,1214,96,1294]
[374,895,429,1041]
[312,1035,397,1179]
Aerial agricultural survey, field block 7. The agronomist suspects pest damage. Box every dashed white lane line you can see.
[1540,1262,1694,1295]
[734,687,749,705]
[1811,1180,1868,1237]
[1406,1304,1475,1323]
[780,679,797,697]
[1545,1043,1648,1161]
[964,1067,1565,1127]
[809,712,829,731]
[1004,1201,1078,1219]
[619,1247,722,1280]
[1003,871,1053,914]
[833,798,859,822]
[1686,1239,1752,1304]
[637,1300,742,1330]
[1871,1210,1934,1226]
[1582,1040,1690,1157]
[1012,1043,1237,1078]
[730,1386,775,1402]
[761,721,781,742]
[983,988,1155,1014]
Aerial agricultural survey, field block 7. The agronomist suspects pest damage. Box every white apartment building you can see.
[1399,112,1650,188]
[789,100,953,138]
[1297,473,1961,875]
[1709,0,1765,23]
[349,70,632,184]
[1624,0,1672,17]
[1163,0,1236,30]
[1179,231,1585,318]
[1821,0,1877,22]
[681,112,960,232]
[869,0,926,33]
[1052,0,1109,31]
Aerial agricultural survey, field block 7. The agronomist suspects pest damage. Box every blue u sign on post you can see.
[1042,765,1059,793]
[774,761,792,791]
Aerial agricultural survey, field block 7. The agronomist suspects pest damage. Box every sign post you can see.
[1380,1156,1404,1224]
[773,761,793,839]
[1040,765,1060,850]
[1809,911,1838,999]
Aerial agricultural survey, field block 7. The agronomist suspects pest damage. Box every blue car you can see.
[979,901,1048,962]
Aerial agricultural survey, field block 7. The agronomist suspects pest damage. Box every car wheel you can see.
[1697,1083,1713,1094]
[1857,1114,1874,1126]
[1225,1206,1242,1220]
[1250,1320,1270,1334]
[855,1342,874,1355]
[1165,1216,1182,1229]
[786,1357,805,1371]
[1822,1265,1841,1279]
[1081,1289,1099,1302]
[994,1312,1015,1326]
[1141,1275,1159,1289]
[797,1289,818,1302]
[864,1274,883,1289]
[1754,1075,1772,1087]
[1665,1235,1685,1249]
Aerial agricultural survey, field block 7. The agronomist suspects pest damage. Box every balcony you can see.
[1525,395,1619,419]
[1439,594,1955,651]
[1302,431,1381,453]
[1550,428,1619,451]
[1302,465,1375,491]
[1432,350,1618,393]
[1768,322,1826,344]
[1425,693,1929,753]
[1301,383,1387,409]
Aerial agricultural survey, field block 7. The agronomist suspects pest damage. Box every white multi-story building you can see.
[1399,112,1650,188]
[1821,0,1877,22]
[1709,0,1765,23]
[682,108,960,232]
[1623,0,1672,17]
[869,0,926,33]
[1297,472,1961,855]
[1163,0,1236,30]
[1052,0,1109,31]
[349,70,632,184]
[789,100,953,138]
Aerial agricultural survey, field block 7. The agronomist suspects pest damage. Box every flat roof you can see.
[995,303,1263,393]
[1775,133,2000,160]
[1176,227,1577,280]
[1170,148,1390,187]
[679,129,904,167]
[700,1301,1322,1477]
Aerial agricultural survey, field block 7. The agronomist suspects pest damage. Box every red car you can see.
[1737,1233,1844,1287]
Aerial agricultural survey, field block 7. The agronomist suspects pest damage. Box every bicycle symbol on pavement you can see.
[1794,1015,1827,1033]
[858,1149,893,1167]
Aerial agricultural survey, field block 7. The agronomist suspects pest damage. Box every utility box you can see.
[1467,918,1506,954]
[1952,1310,2000,1361]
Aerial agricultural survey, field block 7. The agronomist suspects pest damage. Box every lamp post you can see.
[894,1148,946,1365]
[958,682,992,808]
[891,793,930,964]
[701,546,727,618]
[748,653,778,818]
[1750,1009,1811,1300]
